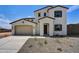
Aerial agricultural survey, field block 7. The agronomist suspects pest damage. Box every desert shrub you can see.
[44,40,48,45]
[34,38,37,41]
[57,48,62,52]
[56,40,61,44]
[38,42,43,47]
[69,45,73,47]
[28,45,33,48]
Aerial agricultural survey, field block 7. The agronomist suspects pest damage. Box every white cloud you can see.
[0,14,11,29]
[0,18,10,23]
[27,16,31,17]
[68,5,79,13]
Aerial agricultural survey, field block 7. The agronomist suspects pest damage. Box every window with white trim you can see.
[54,24,62,31]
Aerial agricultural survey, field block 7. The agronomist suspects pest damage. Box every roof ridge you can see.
[47,5,69,12]
[34,5,68,12]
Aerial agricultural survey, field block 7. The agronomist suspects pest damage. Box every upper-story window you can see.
[44,12,46,16]
[54,11,62,17]
[38,13,41,17]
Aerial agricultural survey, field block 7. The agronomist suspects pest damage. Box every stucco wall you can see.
[34,6,53,35]
[35,7,67,35]
[36,22,40,35]
[39,17,54,36]
[34,6,52,22]
[48,7,67,35]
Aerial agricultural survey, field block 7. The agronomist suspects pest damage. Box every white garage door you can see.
[15,25,33,35]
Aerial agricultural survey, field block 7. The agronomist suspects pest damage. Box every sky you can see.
[0,5,79,29]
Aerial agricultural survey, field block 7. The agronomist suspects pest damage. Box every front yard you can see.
[18,37,79,53]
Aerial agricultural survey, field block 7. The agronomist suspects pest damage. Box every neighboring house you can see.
[10,5,68,36]
[0,27,11,33]
[67,24,79,35]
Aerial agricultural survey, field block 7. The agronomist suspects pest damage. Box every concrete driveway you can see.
[0,36,31,53]
[0,36,45,53]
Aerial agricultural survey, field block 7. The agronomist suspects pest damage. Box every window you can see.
[38,13,41,17]
[54,24,62,31]
[44,13,46,16]
[54,11,62,17]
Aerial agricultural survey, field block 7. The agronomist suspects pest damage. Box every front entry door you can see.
[44,24,48,35]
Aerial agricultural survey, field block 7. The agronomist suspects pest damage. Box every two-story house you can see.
[10,5,68,36]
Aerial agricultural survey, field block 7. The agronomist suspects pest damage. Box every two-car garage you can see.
[10,18,36,35]
[15,25,33,35]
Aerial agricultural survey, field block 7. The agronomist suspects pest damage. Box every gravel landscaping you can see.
[18,37,79,53]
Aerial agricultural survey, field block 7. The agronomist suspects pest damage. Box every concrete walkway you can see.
[0,36,30,53]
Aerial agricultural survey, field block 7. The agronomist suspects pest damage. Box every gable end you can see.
[47,5,69,12]
[10,18,36,24]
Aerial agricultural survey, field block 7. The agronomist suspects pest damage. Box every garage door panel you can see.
[15,25,33,35]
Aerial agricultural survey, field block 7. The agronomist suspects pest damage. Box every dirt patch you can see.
[18,37,79,53]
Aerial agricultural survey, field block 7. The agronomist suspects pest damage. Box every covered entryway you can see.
[15,25,33,35]
[39,17,54,36]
